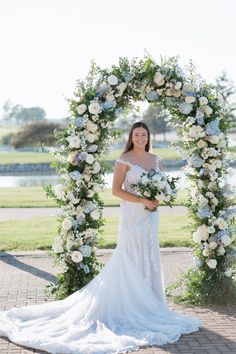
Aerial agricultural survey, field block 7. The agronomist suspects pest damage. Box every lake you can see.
[0,168,235,189]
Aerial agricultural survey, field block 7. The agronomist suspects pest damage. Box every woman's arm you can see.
[112,161,144,203]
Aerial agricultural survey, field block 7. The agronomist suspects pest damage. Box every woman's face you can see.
[131,127,148,149]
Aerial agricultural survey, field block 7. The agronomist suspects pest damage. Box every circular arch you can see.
[46,55,236,304]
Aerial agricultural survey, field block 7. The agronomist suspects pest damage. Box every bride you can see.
[0,121,202,354]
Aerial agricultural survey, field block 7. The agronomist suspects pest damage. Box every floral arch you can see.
[46,56,236,304]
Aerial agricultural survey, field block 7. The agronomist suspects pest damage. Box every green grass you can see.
[0,187,188,208]
[0,215,193,251]
[0,151,55,164]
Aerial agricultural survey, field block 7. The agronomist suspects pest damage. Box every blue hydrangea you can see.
[124,73,133,82]
[196,113,205,125]
[200,168,208,175]
[205,118,221,136]
[97,84,109,97]
[75,117,85,128]
[101,101,116,111]
[191,156,204,168]
[193,256,203,268]
[197,206,212,219]
[80,263,90,273]
[146,90,159,101]
[215,230,228,241]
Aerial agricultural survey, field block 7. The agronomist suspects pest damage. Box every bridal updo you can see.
[123,121,151,153]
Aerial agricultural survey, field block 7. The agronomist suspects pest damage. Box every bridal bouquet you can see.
[131,169,179,211]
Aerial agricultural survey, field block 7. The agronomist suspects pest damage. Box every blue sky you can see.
[0,0,235,118]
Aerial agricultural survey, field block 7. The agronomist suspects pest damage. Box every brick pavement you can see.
[0,249,235,354]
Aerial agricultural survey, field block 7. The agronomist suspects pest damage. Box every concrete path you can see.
[0,249,235,354]
[0,206,188,221]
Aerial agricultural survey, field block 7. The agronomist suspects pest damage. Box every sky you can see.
[0,0,236,118]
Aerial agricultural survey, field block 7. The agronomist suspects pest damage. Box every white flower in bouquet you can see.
[67,191,80,204]
[71,251,83,263]
[77,104,87,115]
[218,244,226,255]
[189,125,205,139]
[85,154,95,164]
[211,197,219,206]
[88,101,102,115]
[185,95,196,104]
[52,237,64,253]
[144,191,151,197]
[208,241,218,250]
[87,190,94,198]
[215,217,228,230]
[224,268,232,277]
[199,96,208,106]
[206,259,217,269]
[197,139,208,149]
[153,71,165,85]
[67,136,81,148]
[93,161,101,173]
[116,82,127,96]
[62,217,74,231]
[200,105,213,116]
[69,171,81,180]
[59,259,69,273]
[221,235,232,246]
[86,121,98,133]
[90,210,100,220]
[141,175,149,184]
[218,139,227,148]
[93,183,102,193]
[66,238,75,251]
[175,81,182,90]
[108,75,118,85]
[79,245,92,257]
[198,180,204,188]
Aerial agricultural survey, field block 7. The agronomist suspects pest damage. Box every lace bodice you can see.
[116,156,160,194]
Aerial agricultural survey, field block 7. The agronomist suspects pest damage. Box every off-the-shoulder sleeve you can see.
[115,159,133,168]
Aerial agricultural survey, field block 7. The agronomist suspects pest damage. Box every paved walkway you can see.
[0,206,188,220]
[0,249,235,354]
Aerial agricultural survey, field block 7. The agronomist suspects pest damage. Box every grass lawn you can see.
[0,187,188,208]
[0,215,193,251]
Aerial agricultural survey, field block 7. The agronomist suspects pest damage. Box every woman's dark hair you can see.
[123,121,150,153]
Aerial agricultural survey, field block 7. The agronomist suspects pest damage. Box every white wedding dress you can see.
[0,157,202,354]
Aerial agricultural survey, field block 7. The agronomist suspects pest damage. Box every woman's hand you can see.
[140,198,159,211]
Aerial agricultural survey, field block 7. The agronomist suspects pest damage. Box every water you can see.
[0,169,235,188]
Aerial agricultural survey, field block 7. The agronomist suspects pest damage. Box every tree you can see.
[215,72,236,132]
[12,121,63,148]
[142,105,172,141]
[2,100,46,125]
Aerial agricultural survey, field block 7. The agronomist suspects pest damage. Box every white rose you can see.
[153,71,165,85]
[54,184,66,198]
[62,217,73,231]
[194,224,209,242]
[202,105,213,116]
[175,81,182,90]
[197,139,208,148]
[193,232,202,243]
[77,104,87,115]
[108,75,118,85]
[52,237,64,253]
[209,241,218,250]
[211,197,218,206]
[86,121,98,133]
[221,235,232,246]
[71,251,83,263]
[79,245,92,257]
[225,268,232,277]
[85,154,95,164]
[67,151,79,166]
[88,102,101,115]
[206,259,217,269]
[202,248,210,256]
[207,135,220,144]
[86,133,96,143]
[185,95,196,104]
[218,244,225,255]
[67,136,81,148]
[93,161,101,173]
[215,217,228,230]
[90,210,100,220]
[199,97,208,106]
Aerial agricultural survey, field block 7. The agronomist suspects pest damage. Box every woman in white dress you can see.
[0,122,202,354]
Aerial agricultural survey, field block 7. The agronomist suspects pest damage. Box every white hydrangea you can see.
[67,136,81,148]
[86,121,98,133]
[188,125,205,139]
[93,161,101,174]
[197,139,208,148]
[62,217,73,231]
[199,96,208,106]
[185,95,196,104]
[88,101,102,115]
[193,224,209,243]
[208,241,218,250]
[153,71,165,86]
[54,184,66,199]
[215,217,228,230]
[85,154,95,164]
[221,235,232,246]
[218,244,225,255]
[90,210,100,220]
[79,245,92,257]
[52,236,64,253]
